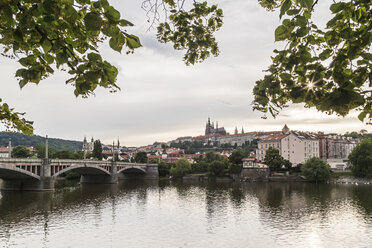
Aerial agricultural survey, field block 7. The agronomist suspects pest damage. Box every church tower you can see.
[234,126,238,135]
[82,136,89,151]
[282,124,290,134]
[241,127,244,134]
[205,117,211,135]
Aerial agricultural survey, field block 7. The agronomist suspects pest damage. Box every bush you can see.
[170,158,191,178]
[349,138,372,178]
[209,160,226,177]
[301,157,331,183]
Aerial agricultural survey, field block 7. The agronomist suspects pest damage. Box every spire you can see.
[282,124,290,134]
[208,117,211,125]
[83,136,87,142]
[234,126,238,135]
[91,137,94,142]
[241,126,244,134]
[117,137,120,148]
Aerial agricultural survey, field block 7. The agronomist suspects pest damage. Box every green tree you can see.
[228,163,242,174]
[264,147,284,171]
[92,140,103,160]
[283,159,292,170]
[208,160,226,177]
[72,150,85,160]
[254,0,371,124]
[11,145,30,158]
[170,158,191,178]
[301,157,331,183]
[135,151,148,163]
[229,149,244,165]
[52,150,73,159]
[191,161,209,173]
[158,161,171,177]
[34,144,54,159]
[349,138,372,177]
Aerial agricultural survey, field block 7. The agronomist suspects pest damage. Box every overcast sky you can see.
[0,0,371,146]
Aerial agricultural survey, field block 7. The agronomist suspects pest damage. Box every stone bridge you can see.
[0,158,158,191]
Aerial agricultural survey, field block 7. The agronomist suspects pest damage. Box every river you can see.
[0,181,371,248]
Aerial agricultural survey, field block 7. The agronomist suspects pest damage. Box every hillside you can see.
[0,132,82,152]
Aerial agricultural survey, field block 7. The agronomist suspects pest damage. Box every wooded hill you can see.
[0,132,82,152]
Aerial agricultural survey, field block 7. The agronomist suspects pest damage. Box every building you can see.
[256,125,319,166]
[0,147,10,158]
[82,137,94,152]
[205,117,226,136]
[318,134,359,160]
[218,132,257,147]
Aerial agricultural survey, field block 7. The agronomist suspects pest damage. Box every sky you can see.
[0,0,371,146]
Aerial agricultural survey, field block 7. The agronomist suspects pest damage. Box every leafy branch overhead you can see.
[0,0,141,134]
[156,1,223,65]
[253,0,372,124]
[142,0,223,65]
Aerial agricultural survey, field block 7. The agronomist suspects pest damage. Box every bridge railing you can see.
[0,158,42,163]
[50,159,112,165]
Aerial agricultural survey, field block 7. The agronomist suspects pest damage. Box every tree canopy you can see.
[92,140,103,160]
[11,145,30,158]
[349,137,372,177]
[301,157,331,183]
[253,0,371,124]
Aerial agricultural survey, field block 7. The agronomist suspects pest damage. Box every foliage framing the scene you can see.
[253,0,371,124]
[0,0,141,134]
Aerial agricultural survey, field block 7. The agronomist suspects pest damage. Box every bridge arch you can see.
[53,164,111,178]
[0,165,41,180]
[117,166,147,175]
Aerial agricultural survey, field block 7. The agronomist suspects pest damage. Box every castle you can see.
[205,117,227,136]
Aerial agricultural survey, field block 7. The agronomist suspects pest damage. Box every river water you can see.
[0,181,371,248]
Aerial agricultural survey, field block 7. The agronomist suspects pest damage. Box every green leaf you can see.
[330,2,345,13]
[275,25,288,41]
[280,0,292,19]
[41,39,52,53]
[319,49,333,60]
[84,12,103,31]
[109,32,125,52]
[119,19,134,27]
[87,52,102,62]
[126,34,142,49]
[299,0,313,9]
[104,6,120,22]
[358,112,366,121]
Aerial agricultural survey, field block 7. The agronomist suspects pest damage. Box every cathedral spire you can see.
[241,127,244,134]
[234,126,238,135]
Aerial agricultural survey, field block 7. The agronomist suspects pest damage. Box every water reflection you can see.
[0,181,371,248]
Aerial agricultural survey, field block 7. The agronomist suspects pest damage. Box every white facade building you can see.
[257,126,320,166]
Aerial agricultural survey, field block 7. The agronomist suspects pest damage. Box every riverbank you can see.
[332,176,372,185]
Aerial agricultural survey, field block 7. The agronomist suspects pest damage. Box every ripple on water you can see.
[0,182,371,248]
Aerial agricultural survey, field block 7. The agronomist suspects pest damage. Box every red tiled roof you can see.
[0,147,9,152]
[261,134,289,141]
